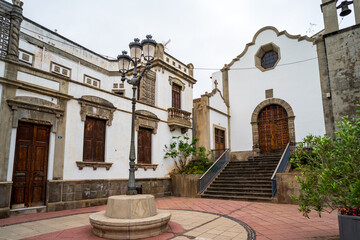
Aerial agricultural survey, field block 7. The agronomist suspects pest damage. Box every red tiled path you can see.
[0,197,339,240]
[22,221,183,240]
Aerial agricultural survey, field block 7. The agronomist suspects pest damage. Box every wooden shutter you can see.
[83,117,106,162]
[172,84,181,109]
[137,127,152,164]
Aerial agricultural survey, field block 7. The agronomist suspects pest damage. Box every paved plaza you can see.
[0,197,339,240]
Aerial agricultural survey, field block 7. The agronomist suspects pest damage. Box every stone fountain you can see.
[90,195,171,239]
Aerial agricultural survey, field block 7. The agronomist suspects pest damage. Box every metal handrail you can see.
[271,142,291,197]
[199,149,230,194]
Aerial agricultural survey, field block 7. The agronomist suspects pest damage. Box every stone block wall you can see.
[317,24,360,137]
[0,182,12,218]
[46,178,171,212]
[171,174,201,198]
[272,172,301,204]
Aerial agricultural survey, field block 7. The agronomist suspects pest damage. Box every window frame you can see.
[172,84,181,109]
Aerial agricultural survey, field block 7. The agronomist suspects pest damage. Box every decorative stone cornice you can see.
[168,76,185,91]
[76,161,113,171]
[78,95,116,126]
[135,164,158,171]
[135,110,159,134]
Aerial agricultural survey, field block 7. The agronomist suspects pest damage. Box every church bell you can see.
[337,1,353,17]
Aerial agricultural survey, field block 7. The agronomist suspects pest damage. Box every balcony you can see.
[167,107,192,133]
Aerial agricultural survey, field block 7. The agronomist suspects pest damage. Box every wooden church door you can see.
[11,122,50,208]
[258,105,289,153]
[214,128,225,158]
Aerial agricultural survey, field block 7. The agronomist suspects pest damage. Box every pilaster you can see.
[321,0,339,34]
[6,1,23,62]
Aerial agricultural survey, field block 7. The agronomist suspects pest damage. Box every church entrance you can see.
[11,122,50,208]
[258,104,289,153]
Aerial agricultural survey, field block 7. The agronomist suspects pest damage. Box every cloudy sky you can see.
[13,0,356,97]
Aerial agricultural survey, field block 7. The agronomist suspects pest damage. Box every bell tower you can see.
[321,0,339,34]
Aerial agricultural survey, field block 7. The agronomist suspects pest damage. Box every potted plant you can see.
[164,136,212,197]
[291,110,360,240]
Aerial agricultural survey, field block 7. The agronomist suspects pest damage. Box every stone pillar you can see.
[221,65,230,106]
[354,0,360,24]
[321,0,339,34]
[6,0,23,61]
[187,63,194,77]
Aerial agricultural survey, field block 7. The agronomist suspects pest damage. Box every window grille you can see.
[261,51,278,69]
[0,15,11,58]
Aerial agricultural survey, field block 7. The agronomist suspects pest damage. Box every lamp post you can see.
[117,35,157,195]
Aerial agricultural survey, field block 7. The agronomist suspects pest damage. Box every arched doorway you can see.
[258,104,289,153]
[250,98,295,154]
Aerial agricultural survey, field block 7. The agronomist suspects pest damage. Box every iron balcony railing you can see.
[271,142,291,197]
[199,149,230,194]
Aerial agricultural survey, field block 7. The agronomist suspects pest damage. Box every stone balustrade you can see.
[167,107,191,133]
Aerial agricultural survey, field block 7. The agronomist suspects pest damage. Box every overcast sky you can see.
[13,0,356,98]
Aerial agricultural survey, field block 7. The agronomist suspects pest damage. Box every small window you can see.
[84,75,101,88]
[113,90,125,96]
[83,117,106,162]
[172,84,181,109]
[261,51,278,69]
[51,62,71,78]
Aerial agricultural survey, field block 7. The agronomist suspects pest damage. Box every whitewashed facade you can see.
[0,0,195,217]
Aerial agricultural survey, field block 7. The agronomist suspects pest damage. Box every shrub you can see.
[291,113,360,218]
[164,136,213,174]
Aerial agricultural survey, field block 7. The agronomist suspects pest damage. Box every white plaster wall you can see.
[227,29,325,151]
[0,61,5,78]
[16,89,58,104]
[17,71,59,90]
[63,82,192,180]
[209,91,227,114]
[209,110,229,150]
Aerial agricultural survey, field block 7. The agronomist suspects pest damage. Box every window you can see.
[113,90,125,96]
[84,75,100,88]
[83,117,106,162]
[172,84,181,109]
[261,51,278,69]
[50,62,71,78]
[137,127,152,164]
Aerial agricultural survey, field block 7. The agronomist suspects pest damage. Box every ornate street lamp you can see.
[117,35,157,195]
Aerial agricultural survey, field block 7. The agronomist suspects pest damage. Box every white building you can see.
[194,26,325,160]
[0,0,195,217]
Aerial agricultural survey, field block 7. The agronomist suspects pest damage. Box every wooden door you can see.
[83,117,106,162]
[214,128,225,159]
[12,122,50,208]
[258,105,289,153]
[137,127,152,164]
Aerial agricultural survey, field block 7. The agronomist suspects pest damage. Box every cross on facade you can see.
[214,79,218,89]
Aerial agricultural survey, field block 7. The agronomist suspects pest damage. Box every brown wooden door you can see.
[214,128,225,158]
[258,105,289,153]
[137,127,152,164]
[83,117,106,162]
[12,122,50,208]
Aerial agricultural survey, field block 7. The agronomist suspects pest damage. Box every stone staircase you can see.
[201,153,282,202]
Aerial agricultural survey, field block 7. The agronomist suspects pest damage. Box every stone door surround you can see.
[250,98,295,153]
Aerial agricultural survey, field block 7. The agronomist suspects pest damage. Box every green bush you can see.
[291,112,360,218]
[164,136,213,174]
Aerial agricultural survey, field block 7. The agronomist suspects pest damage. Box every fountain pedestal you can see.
[89,195,171,240]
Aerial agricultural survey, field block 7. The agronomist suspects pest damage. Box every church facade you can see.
[0,0,195,218]
[194,0,360,160]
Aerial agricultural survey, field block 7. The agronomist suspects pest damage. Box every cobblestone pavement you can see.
[0,197,339,240]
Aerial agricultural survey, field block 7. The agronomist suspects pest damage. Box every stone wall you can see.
[317,24,360,137]
[171,174,201,198]
[273,172,301,204]
[47,178,171,212]
[0,182,12,218]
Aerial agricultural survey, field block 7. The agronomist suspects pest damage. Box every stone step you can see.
[206,186,272,193]
[204,190,272,197]
[210,183,272,188]
[213,179,272,184]
[216,176,272,180]
[201,194,272,202]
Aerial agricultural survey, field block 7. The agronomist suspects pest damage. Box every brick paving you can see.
[0,197,339,240]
